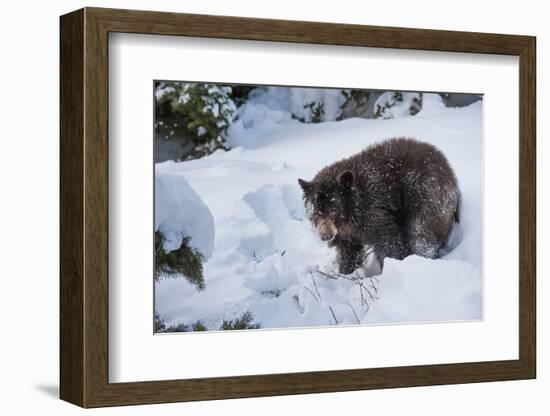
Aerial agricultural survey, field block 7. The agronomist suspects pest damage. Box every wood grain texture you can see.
[83,10,110,407]
[87,7,532,54]
[59,8,84,407]
[518,38,537,375]
[59,7,537,408]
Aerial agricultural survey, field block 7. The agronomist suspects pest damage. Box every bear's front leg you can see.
[336,240,364,275]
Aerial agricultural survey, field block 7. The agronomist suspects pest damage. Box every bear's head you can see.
[298,170,355,243]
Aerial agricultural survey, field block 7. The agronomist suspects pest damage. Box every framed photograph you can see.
[60,7,536,408]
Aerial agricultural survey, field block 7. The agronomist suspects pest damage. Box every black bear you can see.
[298,137,461,275]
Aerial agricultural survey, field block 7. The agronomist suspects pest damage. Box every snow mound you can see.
[363,256,482,324]
[155,174,215,259]
[227,86,346,149]
[417,93,448,116]
[292,253,481,328]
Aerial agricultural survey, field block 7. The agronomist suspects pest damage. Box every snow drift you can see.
[155,174,215,259]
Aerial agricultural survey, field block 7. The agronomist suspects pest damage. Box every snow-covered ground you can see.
[155,93,483,331]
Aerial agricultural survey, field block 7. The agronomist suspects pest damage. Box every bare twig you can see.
[364,285,378,301]
[359,282,367,306]
[315,270,337,280]
[338,272,363,282]
[316,270,361,282]
[345,301,361,324]
[368,278,378,295]
[328,305,339,325]
[314,269,378,318]
[310,272,322,302]
[303,286,319,303]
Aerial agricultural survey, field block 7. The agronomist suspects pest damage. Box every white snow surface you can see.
[229,86,345,141]
[155,174,215,258]
[155,94,483,330]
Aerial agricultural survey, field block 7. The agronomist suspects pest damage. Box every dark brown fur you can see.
[298,137,461,274]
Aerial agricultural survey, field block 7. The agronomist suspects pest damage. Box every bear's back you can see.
[354,137,457,194]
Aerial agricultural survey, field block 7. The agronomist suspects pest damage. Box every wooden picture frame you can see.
[60,7,536,408]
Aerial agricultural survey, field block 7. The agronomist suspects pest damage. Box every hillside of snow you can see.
[155,93,483,331]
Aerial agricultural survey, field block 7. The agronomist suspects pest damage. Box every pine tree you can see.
[154,230,206,291]
[154,312,208,333]
[155,81,237,160]
[373,92,423,119]
[339,90,390,120]
[154,312,166,333]
[220,311,261,330]
[303,102,325,123]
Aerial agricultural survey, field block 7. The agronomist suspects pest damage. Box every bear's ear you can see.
[298,178,312,192]
[337,170,354,189]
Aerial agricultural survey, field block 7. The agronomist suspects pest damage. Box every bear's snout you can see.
[317,218,337,242]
